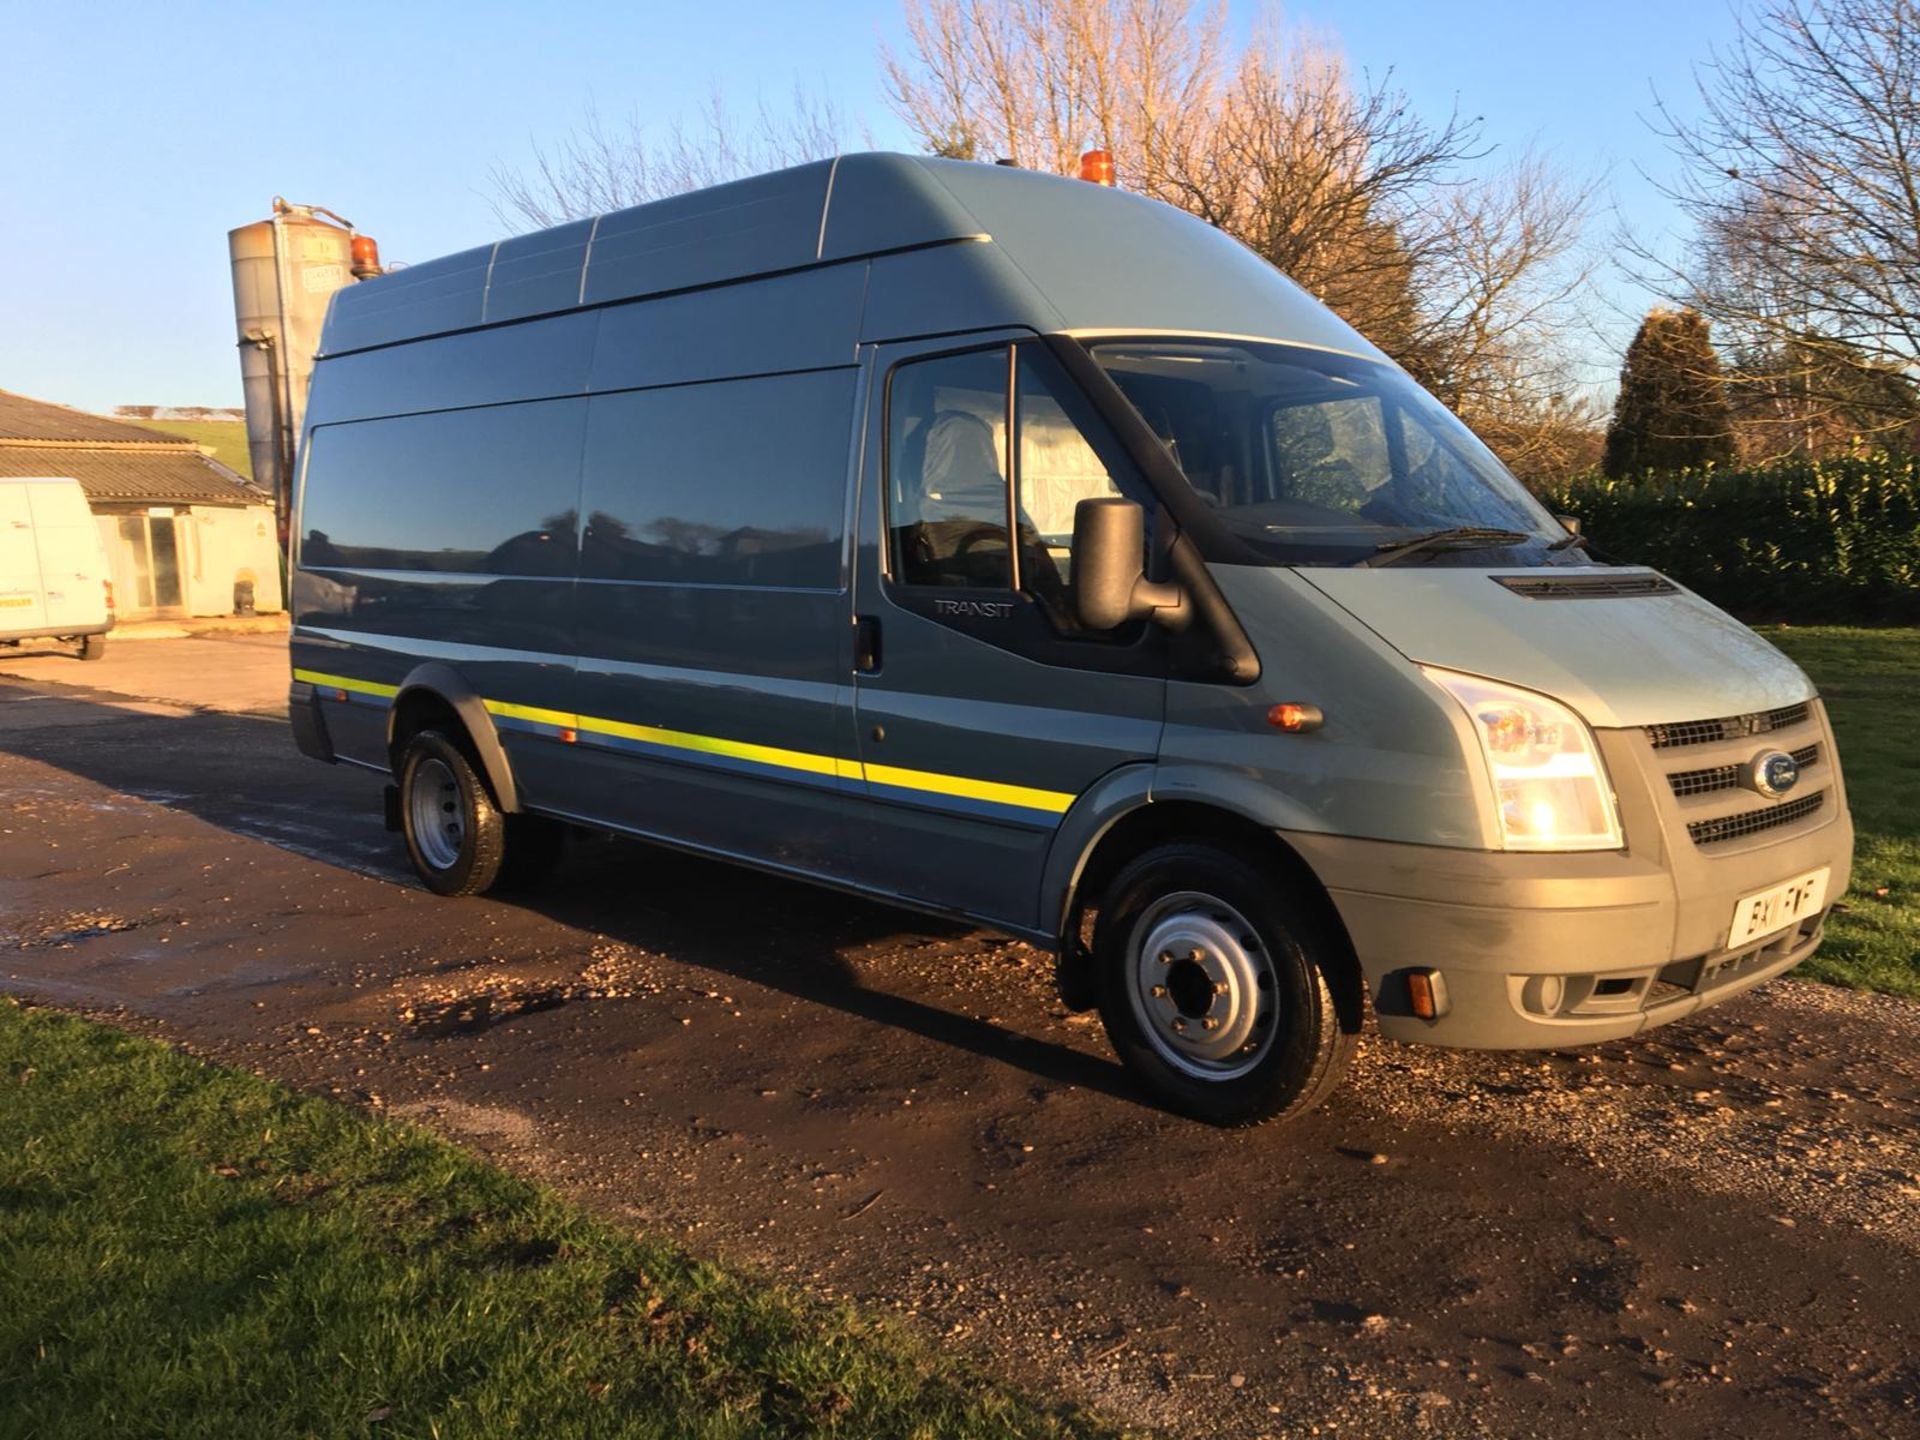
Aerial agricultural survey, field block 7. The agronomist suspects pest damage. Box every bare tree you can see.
[885,0,1596,478]
[1647,0,1920,453]
[489,89,854,231]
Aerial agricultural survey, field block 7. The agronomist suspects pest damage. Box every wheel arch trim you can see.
[1041,762,1335,946]
[387,662,521,813]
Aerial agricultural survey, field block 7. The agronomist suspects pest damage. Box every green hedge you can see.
[1541,455,1920,623]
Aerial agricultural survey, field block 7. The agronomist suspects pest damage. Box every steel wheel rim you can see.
[1125,890,1279,1080]
[409,756,465,871]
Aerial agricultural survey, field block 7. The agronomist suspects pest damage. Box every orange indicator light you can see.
[1406,968,1450,1020]
[1267,702,1324,732]
[559,727,578,744]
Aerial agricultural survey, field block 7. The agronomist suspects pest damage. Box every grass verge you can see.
[1762,626,1920,998]
[0,1000,1117,1440]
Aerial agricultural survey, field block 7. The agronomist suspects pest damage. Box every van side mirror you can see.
[1071,498,1187,631]
[1555,514,1581,536]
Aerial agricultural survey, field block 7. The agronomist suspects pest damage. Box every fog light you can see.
[1520,974,1566,1016]
[1406,968,1450,1020]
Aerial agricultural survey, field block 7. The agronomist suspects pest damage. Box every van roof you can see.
[320,153,1381,364]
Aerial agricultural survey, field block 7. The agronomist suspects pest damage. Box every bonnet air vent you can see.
[1493,573,1679,599]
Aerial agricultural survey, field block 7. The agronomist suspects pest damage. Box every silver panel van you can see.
[289,155,1852,1123]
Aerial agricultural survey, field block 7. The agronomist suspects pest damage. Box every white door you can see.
[0,483,50,635]
[27,481,109,631]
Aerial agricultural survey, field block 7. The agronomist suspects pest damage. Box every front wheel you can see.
[1094,842,1357,1126]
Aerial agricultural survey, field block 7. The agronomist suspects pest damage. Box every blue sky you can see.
[0,0,1743,413]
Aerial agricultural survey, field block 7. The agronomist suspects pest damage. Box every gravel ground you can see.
[2,649,1915,1439]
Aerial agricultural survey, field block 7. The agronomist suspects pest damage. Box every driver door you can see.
[845,335,1169,931]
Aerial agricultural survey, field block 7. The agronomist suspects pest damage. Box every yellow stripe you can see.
[574,713,847,781]
[302,667,1075,816]
[483,697,580,729]
[862,759,1075,814]
[294,667,400,699]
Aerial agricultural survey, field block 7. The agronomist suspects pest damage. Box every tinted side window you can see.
[887,348,1011,589]
[300,400,585,575]
[580,369,853,589]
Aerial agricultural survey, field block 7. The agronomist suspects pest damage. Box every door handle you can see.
[854,614,882,673]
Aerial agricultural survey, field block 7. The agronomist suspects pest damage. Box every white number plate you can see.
[1726,867,1829,951]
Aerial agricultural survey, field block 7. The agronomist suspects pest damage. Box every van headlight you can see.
[1422,667,1623,852]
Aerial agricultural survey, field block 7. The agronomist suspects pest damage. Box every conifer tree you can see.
[1603,308,1737,476]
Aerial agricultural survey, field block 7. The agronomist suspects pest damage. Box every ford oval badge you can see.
[1745,748,1800,798]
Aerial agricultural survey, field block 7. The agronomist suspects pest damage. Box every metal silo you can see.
[228,199,380,538]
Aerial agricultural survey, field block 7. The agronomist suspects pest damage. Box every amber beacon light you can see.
[1078,149,1116,186]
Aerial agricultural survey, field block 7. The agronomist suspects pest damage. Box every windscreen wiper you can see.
[1547,529,1590,553]
[1358,527,1534,568]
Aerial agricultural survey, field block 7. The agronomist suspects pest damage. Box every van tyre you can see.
[399,729,507,896]
[1093,842,1356,1126]
[77,635,107,662]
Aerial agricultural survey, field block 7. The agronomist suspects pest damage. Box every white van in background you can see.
[0,476,113,661]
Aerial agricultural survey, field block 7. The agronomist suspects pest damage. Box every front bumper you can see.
[1283,711,1855,1048]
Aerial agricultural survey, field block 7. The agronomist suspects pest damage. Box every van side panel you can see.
[25,481,110,633]
[556,368,860,875]
[0,483,51,635]
[859,245,1054,346]
[291,396,588,798]
[587,266,865,393]
[307,309,598,424]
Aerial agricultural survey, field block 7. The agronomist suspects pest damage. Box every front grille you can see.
[1687,790,1825,846]
[1494,572,1679,599]
[1646,702,1811,750]
[1668,743,1819,798]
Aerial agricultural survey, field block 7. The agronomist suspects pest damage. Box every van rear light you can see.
[1078,149,1115,186]
[103,580,115,614]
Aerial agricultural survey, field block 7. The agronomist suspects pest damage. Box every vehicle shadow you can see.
[0,679,1144,1107]
[522,835,1141,1103]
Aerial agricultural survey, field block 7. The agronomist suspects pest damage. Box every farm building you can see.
[0,389,283,621]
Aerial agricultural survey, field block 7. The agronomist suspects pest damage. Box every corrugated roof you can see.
[0,389,180,443]
[0,444,264,505]
[0,389,269,507]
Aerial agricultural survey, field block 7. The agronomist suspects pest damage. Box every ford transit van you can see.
[289,155,1851,1123]
[1,476,113,660]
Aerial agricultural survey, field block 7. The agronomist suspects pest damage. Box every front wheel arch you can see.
[1055,801,1365,1035]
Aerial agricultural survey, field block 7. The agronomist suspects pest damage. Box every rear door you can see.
[26,481,108,631]
[846,336,1169,930]
[0,483,50,635]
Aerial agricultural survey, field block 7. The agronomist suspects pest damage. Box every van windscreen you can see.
[1089,341,1566,568]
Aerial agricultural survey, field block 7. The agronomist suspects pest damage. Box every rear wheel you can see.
[1094,842,1356,1126]
[399,729,507,896]
[77,634,107,662]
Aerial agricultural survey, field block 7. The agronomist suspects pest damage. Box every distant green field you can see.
[137,418,252,479]
[1762,627,1920,999]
